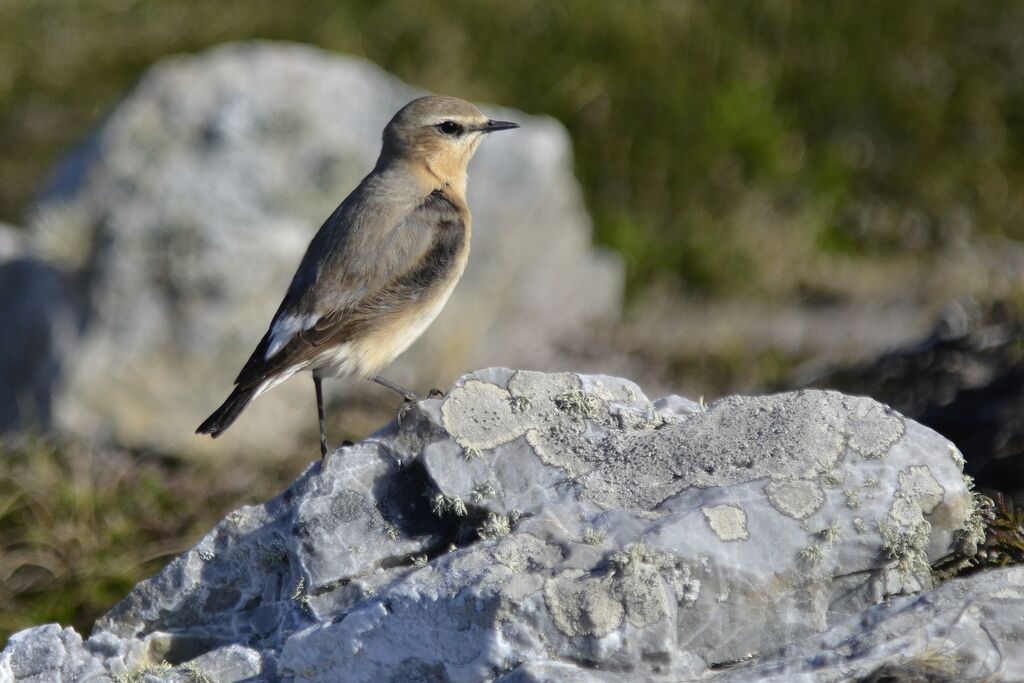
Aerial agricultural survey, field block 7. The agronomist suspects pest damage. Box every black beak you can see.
[481,119,519,133]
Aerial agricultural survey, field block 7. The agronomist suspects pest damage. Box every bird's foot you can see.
[428,388,445,399]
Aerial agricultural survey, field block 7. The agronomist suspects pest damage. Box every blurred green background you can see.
[4,0,1024,295]
[3,0,1024,644]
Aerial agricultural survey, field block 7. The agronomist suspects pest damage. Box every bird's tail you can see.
[196,385,259,438]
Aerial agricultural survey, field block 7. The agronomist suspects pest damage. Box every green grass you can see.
[2,1,1024,294]
[0,436,308,645]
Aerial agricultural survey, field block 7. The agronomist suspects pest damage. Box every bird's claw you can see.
[428,388,445,398]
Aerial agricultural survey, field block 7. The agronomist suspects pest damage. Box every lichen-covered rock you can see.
[0,370,1000,682]
[712,565,1024,682]
[11,41,622,456]
[0,625,108,683]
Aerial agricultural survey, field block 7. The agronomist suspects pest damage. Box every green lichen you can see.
[554,388,599,418]
[181,662,214,683]
[611,543,657,574]
[583,528,607,545]
[431,494,467,517]
[471,480,497,503]
[798,544,825,568]
[879,519,932,581]
[383,523,400,541]
[411,554,429,567]
[478,512,511,540]
[291,577,311,608]
[113,662,174,683]
[495,550,525,572]
[817,462,844,487]
[508,394,532,413]
[843,488,861,510]
[820,522,842,547]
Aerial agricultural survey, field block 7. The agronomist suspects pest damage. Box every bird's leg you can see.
[371,375,420,403]
[314,375,329,458]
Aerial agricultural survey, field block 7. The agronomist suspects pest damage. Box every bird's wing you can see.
[233,187,465,390]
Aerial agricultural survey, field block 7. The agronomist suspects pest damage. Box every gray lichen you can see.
[766,479,825,520]
[702,504,750,541]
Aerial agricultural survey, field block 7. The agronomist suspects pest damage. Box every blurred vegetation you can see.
[0,436,308,643]
[3,0,1024,294]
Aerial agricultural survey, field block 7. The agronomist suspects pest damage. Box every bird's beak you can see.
[480,119,520,133]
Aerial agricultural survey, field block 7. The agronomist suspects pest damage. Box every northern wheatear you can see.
[197,96,518,456]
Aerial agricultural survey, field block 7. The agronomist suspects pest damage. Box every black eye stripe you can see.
[439,121,462,135]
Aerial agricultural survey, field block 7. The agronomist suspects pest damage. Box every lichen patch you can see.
[898,466,945,515]
[543,570,624,638]
[766,479,825,520]
[844,396,905,458]
[702,504,750,541]
[441,380,530,450]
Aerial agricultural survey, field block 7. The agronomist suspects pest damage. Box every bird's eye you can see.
[439,121,462,135]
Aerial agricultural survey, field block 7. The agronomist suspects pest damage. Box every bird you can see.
[197,95,519,457]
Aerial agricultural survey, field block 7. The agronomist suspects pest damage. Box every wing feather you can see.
[233,188,465,390]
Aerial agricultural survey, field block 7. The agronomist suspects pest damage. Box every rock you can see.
[711,565,1024,682]
[15,41,622,455]
[798,299,1024,502]
[1,370,999,682]
[0,624,108,683]
[0,226,83,432]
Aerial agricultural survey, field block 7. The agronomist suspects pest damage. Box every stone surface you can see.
[713,565,1024,682]
[8,41,622,455]
[0,229,82,433]
[1,369,1006,682]
[803,299,1024,502]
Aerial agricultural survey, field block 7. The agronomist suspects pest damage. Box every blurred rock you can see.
[19,41,622,456]
[0,226,83,433]
[0,370,989,681]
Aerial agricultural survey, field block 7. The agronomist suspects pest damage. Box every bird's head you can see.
[381,95,518,192]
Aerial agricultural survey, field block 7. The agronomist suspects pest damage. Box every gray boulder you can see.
[1,370,1004,682]
[13,41,622,455]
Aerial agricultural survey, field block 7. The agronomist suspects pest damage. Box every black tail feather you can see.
[196,386,259,438]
